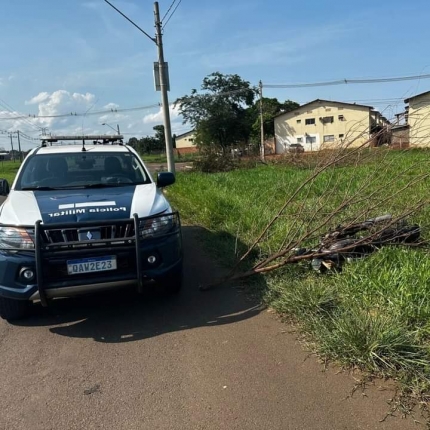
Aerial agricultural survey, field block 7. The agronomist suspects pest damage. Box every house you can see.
[174,130,198,154]
[391,124,410,148]
[404,91,430,147]
[274,99,389,153]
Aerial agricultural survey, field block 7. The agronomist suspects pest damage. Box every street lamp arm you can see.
[103,0,156,43]
[102,123,120,135]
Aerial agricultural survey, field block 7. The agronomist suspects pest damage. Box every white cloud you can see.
[143,105,180,124]
[26,92,51,105]
[103,102,120,110]
[24,90,96,126]
[0,75,14,86]
[0,92,186,149]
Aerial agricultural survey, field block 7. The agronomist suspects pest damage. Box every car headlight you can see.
[140,213,179,238]
[0,227,35,249]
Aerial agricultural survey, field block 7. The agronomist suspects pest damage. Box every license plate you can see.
[67,256,117,275]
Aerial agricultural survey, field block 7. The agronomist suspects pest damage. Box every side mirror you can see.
[0,179,10,196]
[157,172,175,188]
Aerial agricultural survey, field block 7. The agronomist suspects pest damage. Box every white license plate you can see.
[67,256,117,275]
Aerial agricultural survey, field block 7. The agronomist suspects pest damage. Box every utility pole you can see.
[154,1,175,174]
[259,80,265,162]
[117,124,120,135]
[17,131,22,162]
[103,0,176,174]
[9,134,15,162]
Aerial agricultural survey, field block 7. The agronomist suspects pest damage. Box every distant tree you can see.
[128,137,138,149]
[175,72,256,153]
[248,97,299,142]
[139,136,158,154]
[152,125,166,152]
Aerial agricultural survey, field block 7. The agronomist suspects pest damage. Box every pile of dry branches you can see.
[201,128,430,290]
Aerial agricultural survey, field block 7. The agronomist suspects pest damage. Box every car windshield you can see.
[15,151,151,190]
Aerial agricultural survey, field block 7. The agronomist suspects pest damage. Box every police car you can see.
[0,135,183,320]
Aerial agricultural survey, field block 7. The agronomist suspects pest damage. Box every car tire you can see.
[156,267,183,294]
[0,297,30,321]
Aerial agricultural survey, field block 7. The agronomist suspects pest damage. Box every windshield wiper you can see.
[82,183,132,189]
[21,186,63,191]
[21,182,148,191]
[81,182,148,188]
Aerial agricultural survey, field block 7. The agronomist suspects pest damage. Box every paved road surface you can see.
[0,225,418,430]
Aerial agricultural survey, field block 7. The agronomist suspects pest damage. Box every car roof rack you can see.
[40,134,124,151]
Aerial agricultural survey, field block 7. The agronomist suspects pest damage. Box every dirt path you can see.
[0,226,418,429]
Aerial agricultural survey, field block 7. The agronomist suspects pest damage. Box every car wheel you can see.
[0,297,30,321]
[156,267,183,294]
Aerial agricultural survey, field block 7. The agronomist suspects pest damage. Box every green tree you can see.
[127,137,138,149]
[153,125,165,151]
[175,72,256,153]
[248,98,299,142]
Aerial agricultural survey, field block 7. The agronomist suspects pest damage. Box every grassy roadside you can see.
[0,161,21,185]
[140,152,200,163]
[169,150,430,415]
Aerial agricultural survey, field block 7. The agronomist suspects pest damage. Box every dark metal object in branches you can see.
[294,214,421,273]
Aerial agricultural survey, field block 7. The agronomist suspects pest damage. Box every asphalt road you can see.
[0,225,418,430]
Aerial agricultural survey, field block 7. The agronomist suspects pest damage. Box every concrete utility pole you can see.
[103,0,176,174]
[9,134,14,162]
[16,131,22,162]
[154,2,175,174]
[259,80,265,162]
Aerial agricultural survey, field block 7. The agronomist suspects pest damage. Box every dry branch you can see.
[200,124,430,291]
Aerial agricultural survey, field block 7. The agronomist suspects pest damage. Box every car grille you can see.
[42,222,135,244]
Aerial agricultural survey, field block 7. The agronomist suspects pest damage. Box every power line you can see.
[163,0,182,29]
[0,103,160,121]
[161,0,177,23]
[264,73,430,89]
[0,97,43,131]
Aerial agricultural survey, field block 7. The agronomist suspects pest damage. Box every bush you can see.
[192,152,239,173]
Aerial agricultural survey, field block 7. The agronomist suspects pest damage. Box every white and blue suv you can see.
[0,136,183,320]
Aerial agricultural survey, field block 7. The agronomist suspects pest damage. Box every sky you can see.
[1,0,430,149]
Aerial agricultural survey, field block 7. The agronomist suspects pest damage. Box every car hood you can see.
[0,184,170,225]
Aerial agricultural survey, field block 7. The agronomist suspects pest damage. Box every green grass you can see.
[0,161,21,185]
[169,149,430,412]
[140,152,200,164]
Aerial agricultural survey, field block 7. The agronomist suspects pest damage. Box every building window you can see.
[307,110,313,114]
[320,116,334,124]
[297,137,303,143]
[339,134,344,139]
[325,108,332,112]
[305,118,315,125]
[306,135,316,144]
[338,107,344,110]
[338,115,345,121]
[323,135,335,142]
[297,119,301,124]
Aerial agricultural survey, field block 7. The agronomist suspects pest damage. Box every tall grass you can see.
[0,161,21,185]
[169,149,430,412]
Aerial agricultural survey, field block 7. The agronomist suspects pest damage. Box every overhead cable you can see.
[162,0,177,22]
[0,103,160,121]
[264,73,430,89]
[163,0,182,29]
